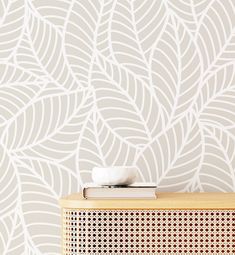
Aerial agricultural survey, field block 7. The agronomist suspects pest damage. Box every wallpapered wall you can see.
[0,0,235,253]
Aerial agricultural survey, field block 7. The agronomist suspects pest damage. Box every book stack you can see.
[82,182,157,200]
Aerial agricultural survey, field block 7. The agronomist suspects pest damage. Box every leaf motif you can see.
[197,64,235,127]
[95,54,163,145]
[97,0,167,63]
[78,111,137,182]
[195,64,235,111]
[201,89,235,127]
[31,0,71,28]
[96,0,115,59]
[136,113,202,191]
[0,63,38,85]
[65,0,101,87]
[168,0,212,34]
[16,160,60,254]
[0,213,15,253]
[14,156,79,197]
[151,15,201,124]
[15,33,48,78]
[0,145,19,217]
[196,0,235,76]
[3,90,93,161]
[0,64,44,127]
[0,84,43,127]
[0,213,24,255]
[27,9,79,90]
[0,0,24,60]
[132,0,167,59]
[1,0,235,251]
[199,126,235,191]
[111,0,149,79]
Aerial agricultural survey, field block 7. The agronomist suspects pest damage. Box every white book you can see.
[82,182,157,200]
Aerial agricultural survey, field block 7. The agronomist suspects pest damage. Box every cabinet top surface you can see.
[59,192,235,209]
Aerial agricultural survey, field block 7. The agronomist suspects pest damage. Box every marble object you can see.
[92,166,137,186]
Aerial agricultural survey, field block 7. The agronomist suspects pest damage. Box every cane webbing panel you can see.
[63,209,235,255]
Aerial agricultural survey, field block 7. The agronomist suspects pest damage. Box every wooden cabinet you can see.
[60,193,235,255]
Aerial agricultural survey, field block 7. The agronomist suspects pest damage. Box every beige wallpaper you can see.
[0,0,235,253]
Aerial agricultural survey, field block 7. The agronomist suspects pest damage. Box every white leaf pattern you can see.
[0,145,19,217]
[133,0,167,59]
[196,0,235,77]
[64,0,101,87]
[27,8,79,90]
[111,0,149,79]
[16,160,61,254]
[78,111,137,182]
[0,0,235,252]
[136,114,202,190]
[0,64,44,126]
[14,156,79,197]
[151,15,201,124]
[95,54,162,145]
[0,213,25,255]
[0,0,24,60]
[167,0,212,34]
[197,64,235,127]
[16,33,49,78]
[199,126,235,191]
[96,0,115,59]
[31,0,71,28]
[3,91,93,160]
